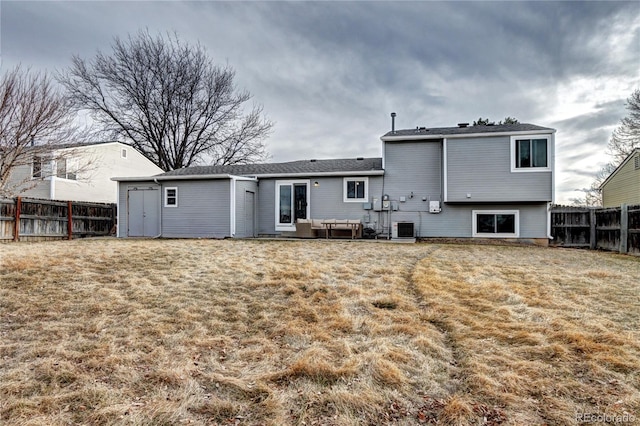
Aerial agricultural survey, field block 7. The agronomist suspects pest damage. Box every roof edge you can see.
[381,128,556,142]
[599,147,640,190]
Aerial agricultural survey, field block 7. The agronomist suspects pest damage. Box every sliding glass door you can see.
[275,180,310,231]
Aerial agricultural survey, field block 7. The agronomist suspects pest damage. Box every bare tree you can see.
[607,89,640,164]
[570,163,616,207]
[58,30,273,171]
[0,67,80,197]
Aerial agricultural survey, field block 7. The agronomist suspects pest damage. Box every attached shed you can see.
[114,174,257,238]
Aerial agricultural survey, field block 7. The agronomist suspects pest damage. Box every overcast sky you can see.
[1,1,639,203]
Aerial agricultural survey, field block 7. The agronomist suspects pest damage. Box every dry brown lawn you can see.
[0,239,638,425]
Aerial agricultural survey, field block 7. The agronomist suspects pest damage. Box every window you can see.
[32,156,43,178]
[343,177,369,202]
[472,210,519,238]
[275,180,310,231]
[511,135,550,172]
[121,148,128,159]
[164,187,178,207]
[56,159,77,180]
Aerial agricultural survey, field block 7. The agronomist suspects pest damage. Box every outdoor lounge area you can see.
[295,219,362,239]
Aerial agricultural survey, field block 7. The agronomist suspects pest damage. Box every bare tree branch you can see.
[58,30,273,170]
[0,66,82,197]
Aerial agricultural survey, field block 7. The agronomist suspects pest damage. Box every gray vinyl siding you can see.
[382,140,444,209]
[256,176,383,235]
[446,136,552,202]
[234,180,258,237]
[160,179,230,238]
[385,203,548,238]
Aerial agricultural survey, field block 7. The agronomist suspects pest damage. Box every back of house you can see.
[114,120,555,243]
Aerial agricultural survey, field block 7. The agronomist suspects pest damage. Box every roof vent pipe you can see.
[391,112,396,133]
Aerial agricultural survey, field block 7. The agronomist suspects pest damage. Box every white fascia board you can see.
[381,129,556,142]
[600,147,640,190]
[113,171,382,182]
[112,173,237,182]
[254,170,384,178]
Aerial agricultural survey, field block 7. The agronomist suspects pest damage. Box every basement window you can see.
[472,210,519,238]
[164,187,178,207]
[343,177,368,202]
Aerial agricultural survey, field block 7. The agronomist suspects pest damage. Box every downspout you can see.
[153,178,163,238]
[49,176,56,200]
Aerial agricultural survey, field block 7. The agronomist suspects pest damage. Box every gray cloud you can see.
[1,0,638,203]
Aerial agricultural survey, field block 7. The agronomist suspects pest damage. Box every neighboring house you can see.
[10,142,164,203]
[114,122,555,242]
[600,148,640,207]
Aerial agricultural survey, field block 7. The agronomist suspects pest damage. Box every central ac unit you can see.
[392,222,414,239]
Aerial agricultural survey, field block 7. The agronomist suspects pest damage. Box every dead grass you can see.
[0,239,638,425]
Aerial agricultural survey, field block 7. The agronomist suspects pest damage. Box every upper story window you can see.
[32,156,43,178]
[343,177,368,202]
[510,135,550,172]
[56,159,77,180]
[164,187,178,207]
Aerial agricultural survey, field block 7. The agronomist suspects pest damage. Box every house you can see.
[114,121,555,243]
[9,142,164,203]
[600,148,640,207]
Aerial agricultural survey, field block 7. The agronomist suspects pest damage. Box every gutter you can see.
[381,129,556,142]
[113,170,383,182]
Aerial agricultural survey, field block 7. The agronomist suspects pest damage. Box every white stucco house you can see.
[8,141,164,203]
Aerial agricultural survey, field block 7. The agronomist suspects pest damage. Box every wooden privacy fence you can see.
[550,204,640,255]
[0,197,116,242]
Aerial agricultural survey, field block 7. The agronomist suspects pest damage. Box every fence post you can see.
[67,201,73,240]
[620,204,628,254]
[13,197,21,242]
[589,208,597,250]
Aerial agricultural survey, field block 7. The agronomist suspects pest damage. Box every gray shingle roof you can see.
[159,157,383,177]
[382,123,554,139]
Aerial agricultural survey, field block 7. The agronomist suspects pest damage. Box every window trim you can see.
[343,177,369,203]
[510,135,551,172]
[472,210,520,238]
[274,179,310,231]
[164,187,178,208]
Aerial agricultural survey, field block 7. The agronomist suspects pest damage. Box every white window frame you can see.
[510,135,551,172]
[472,210,520,238]
[343,177,369,202]
[164,187,178,208]
[275,179,310,231]
[55,158,77,181]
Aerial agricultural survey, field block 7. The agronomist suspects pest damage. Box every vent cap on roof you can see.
[458,123,469,128]
[356,157,364,160]
[310,159,317,162]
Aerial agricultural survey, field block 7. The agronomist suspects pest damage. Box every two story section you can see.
[381,123,555,242]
